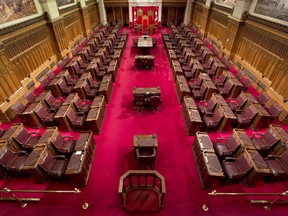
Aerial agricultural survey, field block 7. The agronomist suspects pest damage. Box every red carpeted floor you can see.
[0,28,287,216]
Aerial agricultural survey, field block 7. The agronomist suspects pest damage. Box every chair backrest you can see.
[207,97,217,110]
[236,70,244,80]
[14,128,30,144]
[47,70,55,80]
[263,129,280,147]
[24,91,36,104]
[149,96,161,108]
[235,94,247,107]
[0,147,15,167]
[243,77,252,88]
[258,92,270,106]
[268,103,282,117]
[244,104,258,120]
[39,151,54,172]
[236,153,253,174]
[11,101,26,115]
[45,93,56,107]
[214,108,224,123]
[278,151,288,169]
[227,134,241,151]
[39,76,49,87]
[51,132,64,148]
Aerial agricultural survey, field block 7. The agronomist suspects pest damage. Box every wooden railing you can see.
[118,170,166,209]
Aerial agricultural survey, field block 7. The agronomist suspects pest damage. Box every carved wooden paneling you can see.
[192,3,206,29]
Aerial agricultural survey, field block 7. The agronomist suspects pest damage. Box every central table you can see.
[137,36,153,54]
[133,134,158,158]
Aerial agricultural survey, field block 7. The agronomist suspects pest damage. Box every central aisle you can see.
[87,29,200,215]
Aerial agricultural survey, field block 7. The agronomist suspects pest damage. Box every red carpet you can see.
[0,28,287,216]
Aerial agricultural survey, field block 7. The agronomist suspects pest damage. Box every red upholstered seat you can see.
[234,104,258,129]
[265,152,288,179]
[214,133,241,158]
[203,107,224,131]
[50,132,76,154]
[0,147,28,173]
[13,128,41,150]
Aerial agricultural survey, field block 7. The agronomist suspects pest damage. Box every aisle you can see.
[86,29,198,215]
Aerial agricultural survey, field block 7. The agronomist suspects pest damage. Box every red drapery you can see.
[132,6,158,25]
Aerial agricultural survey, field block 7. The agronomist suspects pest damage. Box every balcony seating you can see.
[135,148,157,170]
[39,149,68,179]
[0,147,29,175]
[265,151,288,180]
[251,128,281,155]
[221,152,253,183]
[50,131,76,155]
[234,104,258,129]
[13,127,41,151]
[213,134,242,158]
[202,107,224,131]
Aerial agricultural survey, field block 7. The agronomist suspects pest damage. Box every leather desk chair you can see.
[251,128,281,156]
[47,70,55,80]
[198,97,217,116]
[265,103,283,126]
[256,92,270,107]
[234,104,258,129]
[135,148,156,170]
[203,107,224,131]
[58,78,73,97]
[39,76,50,90]
[192,83,207,101]
[227,92,248,111]
[39,149,68,180]
[13,127,41,151]
[0,147,29,175]
[218,79,233,98]
[50,132,76,155]
[66,108,86,131]
[24,91,36,105]
[242,77,252,91]
[221,152,253,183]
[148,95,161,113]
[235,70,245,81]
[35,105,56,127]
[133,94,146,113]
[214,133,241,158]
[265,151,288,180]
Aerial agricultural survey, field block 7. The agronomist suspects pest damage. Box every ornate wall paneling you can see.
[233,18,288,122]
[162,2,186,26]
[102,1,128,25]
[191,2,206,31]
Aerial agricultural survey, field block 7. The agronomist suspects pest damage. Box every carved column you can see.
[47,17,68,60]
[0,43,20,102]
[184,0,194,25]
[98,0,108,25]
[224,17,245,58]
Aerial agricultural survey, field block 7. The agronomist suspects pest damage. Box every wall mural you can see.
[254,0,288,22]
[56,0,75,7]
[215,0,236,7]
[0,0,37,24]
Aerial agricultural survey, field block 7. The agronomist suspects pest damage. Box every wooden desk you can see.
[218,105,236,132]
[74,131,95,153]
[137,36,153,54]
[21,102,45,128]
[133,87,161,98]
[99,74,113,103]
[182,105,202,135]
[133,134,158,158]
[192,132,215,160]
[210,93,228,107]
[107,60,119,82]
[176,75,191,104]
[135,55,154,69]
[85,107,106,134]
[250,104,270,130]
[22,145,48,183]
[269,124,288,155]
[244,149,271,187]
[91,96,106,109]
[47,77,63,98]
[203,80,218,101]
[228,78,243,98]
[233,129,255,149]
[54,104,73,131]
[73,80,88,100]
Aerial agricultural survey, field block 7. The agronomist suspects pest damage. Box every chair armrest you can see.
[205,112,214,116]
[30,132,41,136]
[224,157,237,162]
[16,151,29,156]
[215,138,228,142]
[265,154,281,159]
[251,134,262,138]
[63,135,74,140]
[55,155,67,160]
